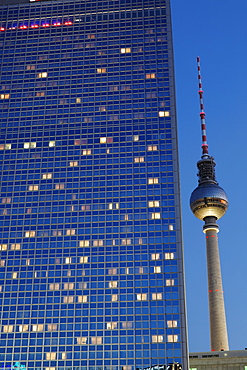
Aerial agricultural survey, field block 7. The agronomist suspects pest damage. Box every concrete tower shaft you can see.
[204,216,229,351]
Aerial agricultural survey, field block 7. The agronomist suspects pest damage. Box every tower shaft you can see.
[204,216,229,351]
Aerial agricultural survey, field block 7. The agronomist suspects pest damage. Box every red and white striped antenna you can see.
[197,56,209,158]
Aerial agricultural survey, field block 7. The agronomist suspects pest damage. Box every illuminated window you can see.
[151,213,161,219]
[76,98,81,103]
[77,337,87,344]
[165,253,175,260]
[46,353,56,360]
[159,111,170,117]
[63,296,74,303]
[0,94,10,99]
[2,197,11,204]
[26,65,36,70]
[49,141,55,147]
[11,272,17,279]
[3,325,13,333]
[69,161,78,167]
[100,137,113,143]
[32,324,43,332]
[64,283,74,290]
[29,185,39,191]
[109,281,118,288]
[166,279,175,286]
[97,68,106,73]
[0,244,7,251]
[106,322,117,329]
[154,266,161,273]
[93,240,103,246]
[78,295,88,303]
[91,337,102,344]
[152,293,162,300]
[0,260,5,267]
[152,335,163,343]
[24,142,36,149]
[108,268,117,275]
[38,72,48,78]
[112,295,118,301]
[146,73,156,79]
[120,47,131,53]
[79,240,90,247]
[134,157,144,163]
[26,259,31,266]
[99,106,106,112]
[81,205,91,210]
[25,231,36,238]
[122,238,131,245]
[148,178,159,184]
[122,322,133,328]
[62,353,66,360]
[0,143,11,150]
[151,253,160,260]
[137,294,147,301]
[167,335,178,343]
[36,92,45,97]
[52,230,62,236]
[42,173,52,179]
[147,145,157,151]
[169,224,174,230]
[139,267,144,273]
[48,324,57,331]
[87,34,95,39]
[148,201,160,207]
[55,183,65,190]
[66,229,76,236]
[65,257,71,264]
[49,283,60,291]
[80,256,88,263]
[82,149,91,155]
[133,135,139,141]
[11,244,21,250]
[19,325,29,332]
[167,321,177,328]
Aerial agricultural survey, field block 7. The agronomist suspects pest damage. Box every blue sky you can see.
[171,0,247,353]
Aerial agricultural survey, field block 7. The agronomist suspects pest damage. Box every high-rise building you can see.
[0,0,188,369]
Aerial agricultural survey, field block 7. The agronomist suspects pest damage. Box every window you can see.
[167,335,178,343]
[134,157,144,163]
[152,293,162,300]
[2,197,11,204]
[146,73,156,79]
[12,272,17,279]
[79,240,90,247]
[36,92,45,97]
[148,178,159,184]
[121,48,131,53]
[0,260,5,267]
[49,141,55,147]
[152,335,163,343]
[165,253,174,260]
[64,283,74,290]
[109,281,118,288]
[11,244,21,250]
[32,324,44,332]
[3,325,13,333]
[66,229,76,236]
[65,257,71,264]
[0,94,10,99]
[46,353,56,360]
[29,185,39,191]
[154,266,161,273]
[76,98,81,103]
[63,296,74,303]
[49,283,60,291]
[97,68,106,73]
[122,322,133,328]
[151,253,160,260]
[24,142,36,148]
[148,201,160,207]
[167,321,177,328]
[0,143,11,150]
[147,145,157,151]
[169,224,174,230]
[106,322,117,329]
[38,72,48,78]
[122,238,131,245]
[78,295,88,303]
[99,106,106,112]
[42,173,52,179]
[100,137,113,143]
[25,231,36,237]
[19,325,29,332]
[133,135,139,141]
[137,294,147,301]
[87,34,95,39]
[26,65,35,70]
[112,295,118,301]
[91,337,102,344]
[77,337,87,344]
[108,268,117,275]
[70,161,78,167]
[55,184,65,190]
[159,111,170,117]
[48,324,57,331]
[0,244,7,250]
[80,256,88,263]
[166,279,175,286]
[151,212,161,219]
[82,149,91,155]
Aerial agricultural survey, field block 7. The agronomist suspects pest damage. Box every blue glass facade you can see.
[0,0,188,369]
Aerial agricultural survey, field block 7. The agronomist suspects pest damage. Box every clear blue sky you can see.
[171,0,247,353]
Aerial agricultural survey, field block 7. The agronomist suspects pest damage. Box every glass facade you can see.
[0,0,188,369]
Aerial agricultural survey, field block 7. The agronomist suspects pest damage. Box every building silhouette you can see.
[0,0,188,369]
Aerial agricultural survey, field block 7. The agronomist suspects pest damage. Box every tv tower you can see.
[190,57,229,351]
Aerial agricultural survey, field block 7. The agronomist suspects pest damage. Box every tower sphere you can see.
[190,183,228,221]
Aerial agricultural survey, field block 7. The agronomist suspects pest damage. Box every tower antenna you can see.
[197,56,209,158]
